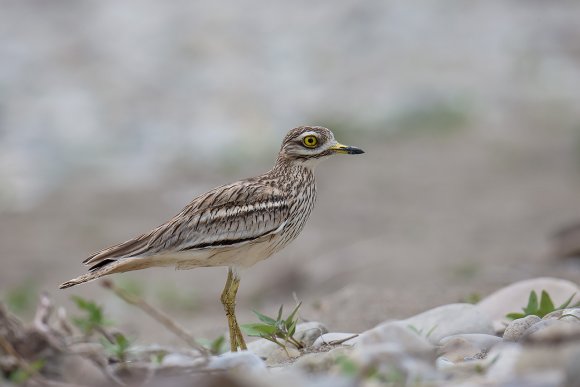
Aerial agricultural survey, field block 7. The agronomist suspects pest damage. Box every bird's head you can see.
[277,126,364,167]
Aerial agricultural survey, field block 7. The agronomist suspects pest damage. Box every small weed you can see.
[100,333,131,363]
[506,290,579,320]
[151,352,166,365]
[199,335,227,355]
[5,281,38,316]
[408,324,438,339]
[7,360,44,384]
[461,292,482,304]
[241,302,303,354]
[70,296,111,335]
[335,355,406,384]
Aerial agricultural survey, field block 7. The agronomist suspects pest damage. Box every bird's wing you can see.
[82,180,290,269]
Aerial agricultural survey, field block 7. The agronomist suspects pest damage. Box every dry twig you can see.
[100,280,210,356]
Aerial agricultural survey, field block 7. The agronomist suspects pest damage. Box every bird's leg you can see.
[228,273,247,350]
[221,268,246,351]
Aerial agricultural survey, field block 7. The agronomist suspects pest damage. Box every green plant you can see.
[70,296,111,335]
[241,302,303,354]
[334,355,405,384]
[506,290,579,320]
[461,292,482,304]
[407,324,438,339]
[199,335,227,355]
[5,281,38,315]
[7,360,44,384]
[100,333,131,363]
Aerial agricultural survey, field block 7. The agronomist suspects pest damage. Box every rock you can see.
[543,307,580,322]
[564,346,580,387]
[353,343,439,383]
[435,356,454,370]
[247,338,280,359]
[484,342,523,382]
[293,346,352,373]
[503,315,541,342]
[438,334,502,362]
[162,353,205,367]
[476,277,580,332]
[485,340,580,385]
[312,333,359,348]
[358,321,433,355]
[207,351,266,372]
[522,320,580,344]
[400,303,494,345]
[60,354,109,386]
[294,321,329,347]
[266,347,301,366]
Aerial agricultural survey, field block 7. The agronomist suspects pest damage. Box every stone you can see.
[293,346,352,373]
[543,307,580,322]
[435,356,454,370]
[522,320,580,344]
[476,277,580,332]
[266,347,301,366]
[484,342,523,382]
[358,320,433,355]
[438,334,502,362]
[485,340,580,385]
[247,338,280,359]
[400,303,494,345]
[312,333,359,348]
[564,346,580,387]
[207,351,266,372]
[503,315,541,342]
[353,343,439,383]
[294,321,329,347]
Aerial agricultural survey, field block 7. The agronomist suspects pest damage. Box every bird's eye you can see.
[302,135,318,148]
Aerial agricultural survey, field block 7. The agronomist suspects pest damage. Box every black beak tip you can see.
[348,147,365,155]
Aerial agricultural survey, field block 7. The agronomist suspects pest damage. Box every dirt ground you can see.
[1,123,580,346]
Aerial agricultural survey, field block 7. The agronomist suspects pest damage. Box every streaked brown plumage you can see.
[60,126,363,351]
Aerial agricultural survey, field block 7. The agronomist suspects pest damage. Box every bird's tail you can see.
[59,272,103,289]
[59,256,176,289]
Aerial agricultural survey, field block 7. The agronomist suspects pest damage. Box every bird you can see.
[59,126,364,352]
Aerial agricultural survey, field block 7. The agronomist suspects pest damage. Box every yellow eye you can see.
[302,135,318,148]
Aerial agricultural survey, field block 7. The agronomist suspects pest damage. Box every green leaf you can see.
[210,335,226,355]
[506,312,525,320]
[558,292,577,310]
[276,305,284,322]
[240,323,277,337]
[523,291,539,315]
[8,360,44,384]
[100,334,131,362]
[538,290,555,317]
[335,355,358,376]
[285,301,302,326]
[288,320,297,337]
[252,310,277,325]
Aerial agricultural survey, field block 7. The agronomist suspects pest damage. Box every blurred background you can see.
[1,0,580,344]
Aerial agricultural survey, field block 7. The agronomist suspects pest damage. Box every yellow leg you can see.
[220,268,247,351]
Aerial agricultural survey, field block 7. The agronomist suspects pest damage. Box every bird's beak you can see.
[329,142,365,155]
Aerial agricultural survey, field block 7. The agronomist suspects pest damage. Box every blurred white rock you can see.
[208,351,266,372]
[401,303,494,345]
[503,315,541,342]
[438,333,501,362]
[294,321,329,347]
[476,277,580,332]
[312,333,359,348]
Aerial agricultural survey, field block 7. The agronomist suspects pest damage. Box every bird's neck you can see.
[270,156,316,181]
